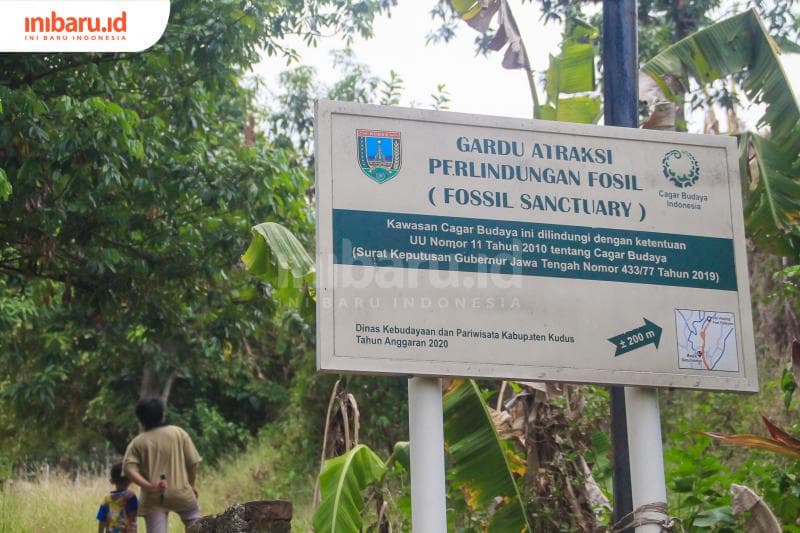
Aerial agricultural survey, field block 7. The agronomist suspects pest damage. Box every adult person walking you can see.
[123,398,202,532]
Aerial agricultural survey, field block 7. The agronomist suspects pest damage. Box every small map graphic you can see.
[675,309,738,371]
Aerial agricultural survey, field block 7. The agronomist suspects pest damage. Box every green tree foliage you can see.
[257,51,460,464]
[261,55,439,461]
[0,0,392,462]
[267,49,407,163]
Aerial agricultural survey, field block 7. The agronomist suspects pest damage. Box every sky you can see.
[254,2,561,118]
[254,2,800,131]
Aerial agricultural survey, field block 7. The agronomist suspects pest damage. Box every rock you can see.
[188,500,292,533]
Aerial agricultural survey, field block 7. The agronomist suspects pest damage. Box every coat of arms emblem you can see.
[357,129,402,183]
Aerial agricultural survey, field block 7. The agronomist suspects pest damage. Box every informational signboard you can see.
[315,100,757,392]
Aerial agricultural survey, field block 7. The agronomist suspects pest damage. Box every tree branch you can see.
[160,368,183,406]
[16,54,137,89]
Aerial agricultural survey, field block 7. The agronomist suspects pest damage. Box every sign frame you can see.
[315,99,757,392]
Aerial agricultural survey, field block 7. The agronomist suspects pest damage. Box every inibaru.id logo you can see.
[1,1,169,52]
[25,11,128,40]
[25,11,128,36]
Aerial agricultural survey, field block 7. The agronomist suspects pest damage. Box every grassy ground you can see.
[0,432,316,532]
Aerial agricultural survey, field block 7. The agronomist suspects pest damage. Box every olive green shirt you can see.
[123,425,201,514]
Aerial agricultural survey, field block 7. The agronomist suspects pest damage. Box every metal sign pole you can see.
[625,388,668,531]
[602,0,668,530]
[408,376,447,532]
[609,387,634,529]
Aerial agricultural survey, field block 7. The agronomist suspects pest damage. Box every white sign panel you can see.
[315,100,757,392]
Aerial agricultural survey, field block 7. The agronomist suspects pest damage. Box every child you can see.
[97,462,138,533]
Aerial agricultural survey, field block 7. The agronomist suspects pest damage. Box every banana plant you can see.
[450,4,800,254]
[241,221,315,308]
[313,444,388,533]
[243,9,800,530]
[737,131,800,256]
[643,8,798,153]
[540,18,601,124]
[642,8,800,256]
[242,221,315,283]
[443,379,531,532]
[448,0,601,123]
[310,379,529,531]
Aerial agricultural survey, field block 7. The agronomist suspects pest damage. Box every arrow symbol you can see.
[608,319,663,356]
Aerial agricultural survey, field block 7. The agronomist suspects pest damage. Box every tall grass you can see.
[0,430,317,532]
[0,475,164,533]
[201,425,316,530]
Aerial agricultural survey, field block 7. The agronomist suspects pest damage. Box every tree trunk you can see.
[670,0,696,131]
[137,364,183,432]
[139,364,161,400]
[671,0,694,41]
[139,364,182,405]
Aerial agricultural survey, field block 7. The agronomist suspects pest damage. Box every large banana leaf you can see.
[540,96,602,124]
[643,8,800,154]
[542,18,601,124]
[738,131,800,254]
[545,19,597,100]
[443,379,531,532]
[241,221,314,284]
[313,444,387,533]
[645,9,800,254]
[448,0,529,69]
[447,3,600,121]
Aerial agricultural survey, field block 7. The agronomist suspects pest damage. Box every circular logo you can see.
[662,150,700,188]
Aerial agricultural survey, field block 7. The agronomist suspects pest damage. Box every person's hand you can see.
[143,479,167,493]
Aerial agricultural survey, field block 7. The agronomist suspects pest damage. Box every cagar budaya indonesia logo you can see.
[357,129,401,184]
[662,149,700,188]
